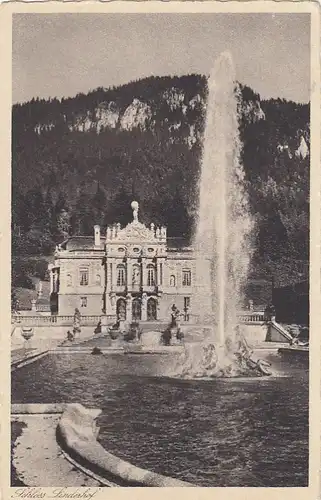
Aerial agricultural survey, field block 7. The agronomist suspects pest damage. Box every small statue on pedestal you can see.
[73,308,81,338]
[131,201,139,223]
[171,304,180,328]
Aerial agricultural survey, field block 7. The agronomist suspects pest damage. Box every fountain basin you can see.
[11,350,308,487]
[57,403,192,487]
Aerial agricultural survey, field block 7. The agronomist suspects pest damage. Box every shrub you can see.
[91,347,102,355]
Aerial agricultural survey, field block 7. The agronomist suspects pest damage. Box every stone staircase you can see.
[138,321,168,332]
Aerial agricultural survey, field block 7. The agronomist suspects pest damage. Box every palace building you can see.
[48,201,213,323]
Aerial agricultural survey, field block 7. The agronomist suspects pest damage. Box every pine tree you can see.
[11,289,19,313]
[57,209,71,240]
[75,190,95,235]
[105,188,136,227]
[43,188,55,235]
[91,183,107,227]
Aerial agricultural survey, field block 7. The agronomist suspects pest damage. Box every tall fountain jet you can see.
[172,52,271,378]
[194,51,253,347]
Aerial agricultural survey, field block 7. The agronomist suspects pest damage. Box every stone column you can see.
[156,298,161,320]
[141,293,147,321]
[159,259,164,288]
[109,259,117,291]
[108,292,117,318]
[106,260,112,292]
[156,259,164,290]
[52,271,56,293]
[112,261,118,288]
[126,294,132,322]
[48,265,54,294]
[126,259,132,291]
[141,258,146,289]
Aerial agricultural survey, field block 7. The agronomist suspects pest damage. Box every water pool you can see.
[11,351,308,487]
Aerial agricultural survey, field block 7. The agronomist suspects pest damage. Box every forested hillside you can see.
[12,74,310,278]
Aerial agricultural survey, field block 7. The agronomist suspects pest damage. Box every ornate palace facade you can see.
[48,202,212,322]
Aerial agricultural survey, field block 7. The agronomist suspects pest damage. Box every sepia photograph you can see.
[5,5,318,495]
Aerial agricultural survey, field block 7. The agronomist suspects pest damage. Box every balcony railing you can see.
[111,284,159,294]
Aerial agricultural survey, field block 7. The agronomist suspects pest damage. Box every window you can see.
[147,264,155,286]
[53,274,57,292]
[184,297,190,321]
[80,267,89,286]
[67,274,72,287]
[182,269,191,287]
[95,274,101,286]
[117,265,126,286]
[81,297,87,308]
[170,275,176,287]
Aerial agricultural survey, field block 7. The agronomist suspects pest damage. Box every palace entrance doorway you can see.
[132,297,141,321]
[147,297,157,321]
[116,298,126,321]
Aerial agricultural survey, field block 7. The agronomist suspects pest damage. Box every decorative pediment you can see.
[111,221,158,242]
[105,201,167,243]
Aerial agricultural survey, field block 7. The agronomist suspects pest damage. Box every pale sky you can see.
[13,13,310,104]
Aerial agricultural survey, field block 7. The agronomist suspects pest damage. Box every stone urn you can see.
[109,324,120,340]
[21,327,34,341]
[21,327,34,350]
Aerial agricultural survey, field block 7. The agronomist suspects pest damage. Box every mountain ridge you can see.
[12,73,310,269]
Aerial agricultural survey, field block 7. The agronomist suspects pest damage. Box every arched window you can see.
[117,265,126,286]
[147,264,155,286]
[132,264,141,286]
[67,274,72,287]
[170,275,176,287]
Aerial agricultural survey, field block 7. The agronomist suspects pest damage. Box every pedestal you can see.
[100,315,109,334]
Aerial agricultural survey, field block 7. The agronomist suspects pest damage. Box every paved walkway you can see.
[11,348,36,364]
[12,414,103,487]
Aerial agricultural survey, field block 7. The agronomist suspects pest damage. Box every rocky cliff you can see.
[12,74,309,265]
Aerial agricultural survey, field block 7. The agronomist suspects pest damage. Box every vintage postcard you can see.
[0,2,320,500]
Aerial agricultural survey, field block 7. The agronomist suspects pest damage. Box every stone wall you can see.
[59,294,103,316]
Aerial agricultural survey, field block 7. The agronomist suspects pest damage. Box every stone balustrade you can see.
[35,304,51,312]
[237,311,266,323]
[12,311,267,327]
[183,311,267,324]
[12,314,114,327]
